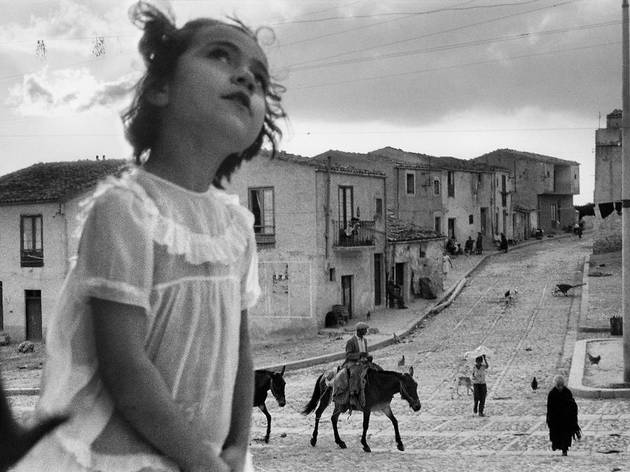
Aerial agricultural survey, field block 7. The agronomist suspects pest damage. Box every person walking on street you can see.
[475,232,483,255]
[546,375,581,456]
[500,233,508,253]
[472,355,489,416]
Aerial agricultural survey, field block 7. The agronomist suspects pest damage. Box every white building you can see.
[0,159,127,341]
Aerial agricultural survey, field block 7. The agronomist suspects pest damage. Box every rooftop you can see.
[0,159,128,204]
[475,148,580,166]
[386,210,443,242]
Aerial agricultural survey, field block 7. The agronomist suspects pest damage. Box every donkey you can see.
[302,366,420,452]
[254,367,286,443]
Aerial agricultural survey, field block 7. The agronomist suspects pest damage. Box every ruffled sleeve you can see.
[241,227,260,310]
[74,184,154,312]
[231,205,260,311]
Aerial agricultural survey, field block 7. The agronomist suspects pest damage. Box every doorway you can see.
[447,218,456,239]
[341,275,353,318]
[480,207,488,236]
[25,289,42,341]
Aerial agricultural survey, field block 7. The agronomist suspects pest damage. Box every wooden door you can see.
[25,290,42,341]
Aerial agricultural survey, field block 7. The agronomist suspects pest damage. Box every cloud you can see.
[6,67,137,116]
[0,0,134,56]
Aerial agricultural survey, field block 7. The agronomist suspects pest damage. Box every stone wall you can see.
[593,209,622,254]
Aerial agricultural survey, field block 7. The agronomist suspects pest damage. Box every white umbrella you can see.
[464,345,494,361]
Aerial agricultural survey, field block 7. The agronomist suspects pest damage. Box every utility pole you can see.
[622,0,630,382]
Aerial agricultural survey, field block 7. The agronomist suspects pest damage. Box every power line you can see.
[286,0,592,66]
[271,0,548,25]
[290,40,620,90]
[288,20,618,72]
[275,0,551,47]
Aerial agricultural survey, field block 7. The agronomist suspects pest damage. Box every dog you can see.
[454,376,473,396]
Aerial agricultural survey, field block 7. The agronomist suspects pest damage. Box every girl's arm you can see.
[221,309,255,472]
[91,298,228,472]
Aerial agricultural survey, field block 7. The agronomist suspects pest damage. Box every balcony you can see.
[332,219,375,248]
[254,225,275,247]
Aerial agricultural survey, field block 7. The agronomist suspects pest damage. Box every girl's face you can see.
[161,24,268,154]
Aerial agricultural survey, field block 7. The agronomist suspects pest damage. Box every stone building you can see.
[0,159,127,341]
[593,109,622,253]
[473,149,580,237]
[317,147,514,246]
[226,152,388,340]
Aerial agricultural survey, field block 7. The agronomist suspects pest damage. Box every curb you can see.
[258,277,467,372]
[569,338,630,398]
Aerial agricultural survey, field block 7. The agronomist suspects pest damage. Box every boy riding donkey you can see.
[333,322,382,410]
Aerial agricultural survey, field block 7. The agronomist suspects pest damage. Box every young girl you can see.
[13,2,285,471]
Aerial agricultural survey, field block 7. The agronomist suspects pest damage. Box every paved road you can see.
[249,238,630,471]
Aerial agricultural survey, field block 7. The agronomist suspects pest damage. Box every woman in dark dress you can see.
[546,375,581,456]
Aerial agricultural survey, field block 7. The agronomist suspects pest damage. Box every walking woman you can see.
[546,375,581,456]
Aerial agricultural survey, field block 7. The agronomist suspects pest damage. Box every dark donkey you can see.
[302,366,420,452]
[254,367,286,443]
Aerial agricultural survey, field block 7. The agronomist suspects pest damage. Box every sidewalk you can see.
[567,246,630,398]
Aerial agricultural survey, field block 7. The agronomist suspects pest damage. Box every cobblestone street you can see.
[6,237,629,471]
[248,238,630,471]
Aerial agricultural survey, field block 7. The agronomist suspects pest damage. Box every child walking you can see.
[13,2,285,471]
[472,355,489,417]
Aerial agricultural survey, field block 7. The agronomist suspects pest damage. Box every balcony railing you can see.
[254,225,275,246]
[332,220,375,248]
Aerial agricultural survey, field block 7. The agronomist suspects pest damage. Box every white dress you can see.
[13,168,260,472]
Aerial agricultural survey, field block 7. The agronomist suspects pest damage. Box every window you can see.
[447,171,455,197]
[501,175,507,207]
[550,203,558,222]
[375,198,383,220]
[469,214,474,224]
[405,172,415,195]
[433,178,441,196]
[338,186,354,226]
[21,215,43,267]
[248,187,275,245]
[434,216,441,234]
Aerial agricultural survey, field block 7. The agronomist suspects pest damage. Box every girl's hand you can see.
[220,445,247,472]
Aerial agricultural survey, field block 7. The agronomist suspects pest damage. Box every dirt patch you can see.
[583,339,626,388]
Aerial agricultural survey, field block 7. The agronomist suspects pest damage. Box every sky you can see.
[0,0,624,204]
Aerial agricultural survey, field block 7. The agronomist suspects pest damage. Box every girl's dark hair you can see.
[122,1,286,187]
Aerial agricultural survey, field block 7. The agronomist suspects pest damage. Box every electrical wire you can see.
[290,40,620,90]
[288,20,619,72]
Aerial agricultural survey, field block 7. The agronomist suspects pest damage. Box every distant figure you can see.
[546,375,581,456]
[387,280,408,309]
[475,232,483,255]
[445,237,457,255]
[464,236,474,255]
[472,355,489,417]
[338,322,373,407]
[442,253,453,290]
[577,219,584,239]
[500,233,508,253]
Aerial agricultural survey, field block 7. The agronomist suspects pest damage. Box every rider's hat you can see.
[356,322,369,330]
